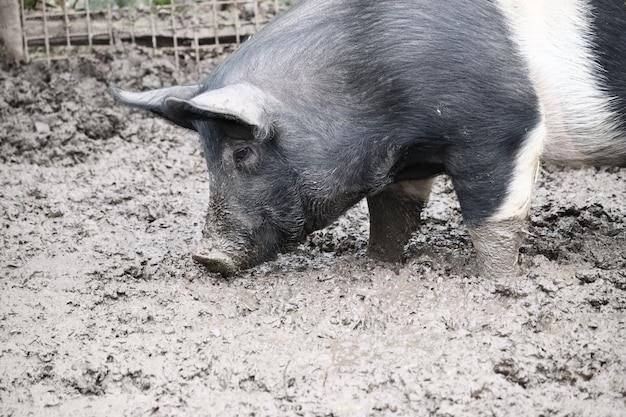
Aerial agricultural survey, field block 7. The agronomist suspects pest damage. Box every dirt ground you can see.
[0,45,625,417]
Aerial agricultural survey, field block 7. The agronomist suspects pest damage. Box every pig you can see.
[111,0,626,277]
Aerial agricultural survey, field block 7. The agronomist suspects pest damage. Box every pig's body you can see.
[112,0,626,276]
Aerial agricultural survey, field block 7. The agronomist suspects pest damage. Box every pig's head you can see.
[111,83,310,275]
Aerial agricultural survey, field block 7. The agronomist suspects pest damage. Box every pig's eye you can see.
[233,147,253,166]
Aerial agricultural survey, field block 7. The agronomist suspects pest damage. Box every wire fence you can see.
[18,0,290,69]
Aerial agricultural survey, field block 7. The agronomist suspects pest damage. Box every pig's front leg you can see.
[366,179,433,263]
[449,123,546,277]
[466,219,527,277]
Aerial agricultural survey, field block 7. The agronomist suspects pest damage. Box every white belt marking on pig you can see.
[492,118,546,221]
[492,0,623,221]
[496,0,624,165]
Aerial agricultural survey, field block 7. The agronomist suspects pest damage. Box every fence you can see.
[3,0,290,69]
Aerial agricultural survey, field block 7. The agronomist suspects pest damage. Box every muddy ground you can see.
[0,46,624,417]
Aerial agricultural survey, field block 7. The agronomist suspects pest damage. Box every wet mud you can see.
[1,47,625,417]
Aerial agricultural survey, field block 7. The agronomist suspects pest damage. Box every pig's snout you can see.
[192,243,237,276]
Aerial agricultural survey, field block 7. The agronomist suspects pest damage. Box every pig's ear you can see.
[109,84,201,130]
[164,83,273,140]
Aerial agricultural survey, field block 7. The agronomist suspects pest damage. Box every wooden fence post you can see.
[0,0,24,62]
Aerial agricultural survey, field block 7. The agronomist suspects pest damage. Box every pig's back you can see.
[219,0,625,165]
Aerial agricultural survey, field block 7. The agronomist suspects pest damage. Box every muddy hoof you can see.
[366,245,404,264]
[192,249,237,276]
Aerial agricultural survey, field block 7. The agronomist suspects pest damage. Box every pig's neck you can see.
[298,131,430,234]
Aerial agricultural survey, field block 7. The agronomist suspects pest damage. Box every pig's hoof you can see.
[366,245,404,264]
[468,219,525,279]
[192,249,237,276]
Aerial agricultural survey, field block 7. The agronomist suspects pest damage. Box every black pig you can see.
[112,0,626,276]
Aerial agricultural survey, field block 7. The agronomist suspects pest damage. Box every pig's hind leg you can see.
[449,122,546,278]
[366,179,433,263]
